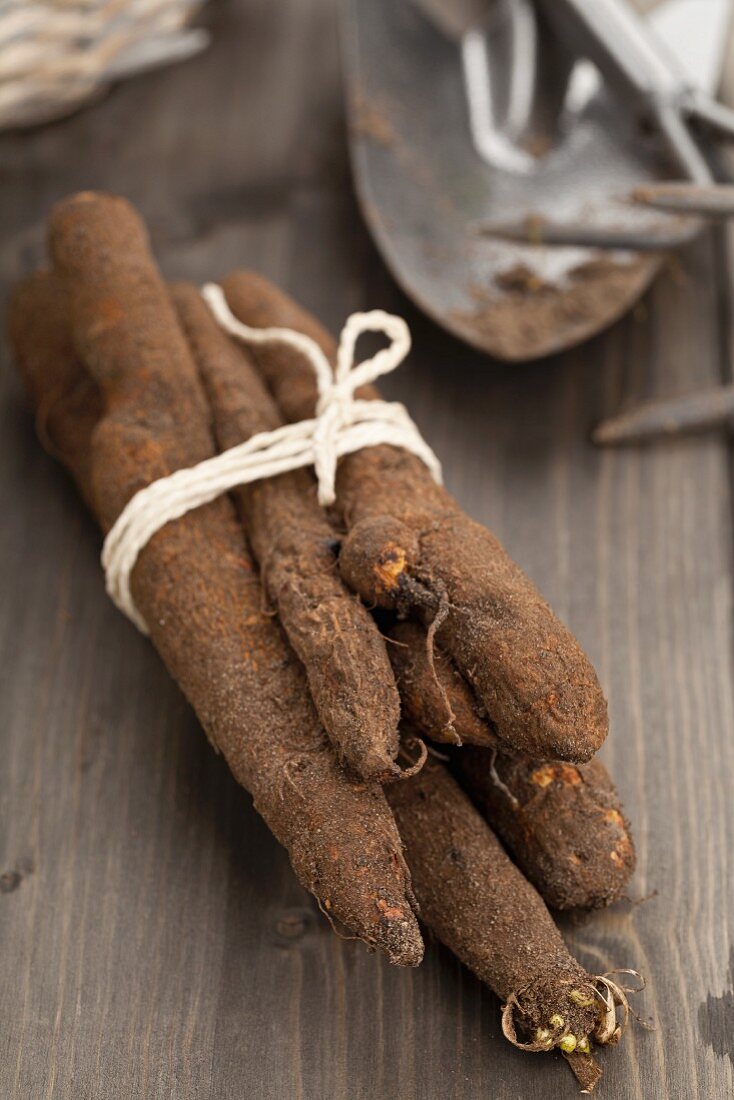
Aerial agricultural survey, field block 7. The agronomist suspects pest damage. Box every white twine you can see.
[101,282,442,633]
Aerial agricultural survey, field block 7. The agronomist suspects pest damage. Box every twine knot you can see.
[101,283,442,632]
[206,285,428,506]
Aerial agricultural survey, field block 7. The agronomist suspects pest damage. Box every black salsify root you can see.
[425,744,451,762]
[487,744,520,810]
[396,570,464,746]
[501,970,646,1054]
[396,735,430,775]
[34,379,71,461]
[423,581,456,734]
[592,975,630,1045]
[395,568,444,621]
[392,737,428,780]
[315,895,361,944]
[600,968,655,1032]
[499,967,650,1094]
[278,741,334,800]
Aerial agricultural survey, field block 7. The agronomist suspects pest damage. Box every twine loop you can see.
[101,283,442,633]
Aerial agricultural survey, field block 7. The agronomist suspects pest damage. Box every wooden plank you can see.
[1,0,733,1096]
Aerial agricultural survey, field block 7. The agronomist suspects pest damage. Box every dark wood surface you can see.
[2,1,733,1096]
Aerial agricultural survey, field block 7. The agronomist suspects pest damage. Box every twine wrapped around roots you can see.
[102,284,441,633]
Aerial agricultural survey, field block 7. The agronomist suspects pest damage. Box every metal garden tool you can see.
[538,0,734,186]
[485,180,734,250]
[593,383,734,444]
[341,0,733,361]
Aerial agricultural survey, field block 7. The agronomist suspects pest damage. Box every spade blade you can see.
[341,0,728,360]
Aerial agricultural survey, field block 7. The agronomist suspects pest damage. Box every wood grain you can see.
[1,0,733,1096]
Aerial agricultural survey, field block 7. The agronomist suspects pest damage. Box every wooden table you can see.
[2,1,733,1096]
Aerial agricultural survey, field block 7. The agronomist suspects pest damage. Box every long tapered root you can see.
[221,270,610,764]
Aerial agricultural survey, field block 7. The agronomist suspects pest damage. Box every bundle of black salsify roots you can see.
[9,191,642,1091]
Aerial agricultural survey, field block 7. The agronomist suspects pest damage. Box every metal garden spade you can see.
[341,0,733,360]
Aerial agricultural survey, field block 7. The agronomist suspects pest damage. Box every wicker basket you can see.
[0,0,209,131]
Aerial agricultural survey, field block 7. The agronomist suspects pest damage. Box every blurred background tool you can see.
[593,385,734,444]
[585,178,734,445]
[538,0,734,185]
[483,180,734,250]
[342,0,733,360]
